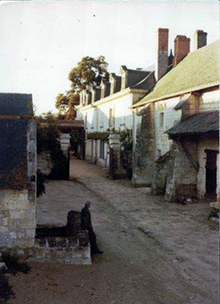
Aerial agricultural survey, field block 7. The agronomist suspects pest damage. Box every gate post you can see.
[60,133,71,157]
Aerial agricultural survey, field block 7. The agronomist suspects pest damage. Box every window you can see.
[160,112,164,128]
[100,140,105,159]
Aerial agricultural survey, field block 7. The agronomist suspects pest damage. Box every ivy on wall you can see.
[87,129,132,142]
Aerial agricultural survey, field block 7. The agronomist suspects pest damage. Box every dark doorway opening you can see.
[205,149,218,199]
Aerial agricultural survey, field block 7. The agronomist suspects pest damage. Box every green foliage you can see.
[208,208,219,219]
[36,118,60,154]
[68,55,108,91]
[87,132,110,141]
[55,94,69,114]
[120,130,133,179]
[56,55,109,117]
[37,119,69,180]
[87,129,132,142]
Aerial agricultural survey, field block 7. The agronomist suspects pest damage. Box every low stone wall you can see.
[0,233,91,265]
[32,234,91,265]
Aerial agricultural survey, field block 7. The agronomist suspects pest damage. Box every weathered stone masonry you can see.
[0,93,36,249]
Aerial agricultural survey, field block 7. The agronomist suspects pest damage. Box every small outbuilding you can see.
[0,93,36,248]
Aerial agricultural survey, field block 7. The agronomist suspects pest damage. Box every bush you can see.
[36,118,69,180]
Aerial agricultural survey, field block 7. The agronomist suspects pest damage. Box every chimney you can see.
[173,35,190,67]
[194,30,207,50]
[155,28,169,81]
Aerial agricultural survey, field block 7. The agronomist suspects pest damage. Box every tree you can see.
[55,94,69,115]
[55,55,108,118]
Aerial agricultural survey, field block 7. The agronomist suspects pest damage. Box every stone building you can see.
[132,31,219,202]
[76,64,155,167]
[0,93,36,248]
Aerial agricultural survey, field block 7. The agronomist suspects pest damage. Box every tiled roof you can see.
[0,119,28,189]
[133,40,219,108]
[132,71,155,90]
[166,111,219,136]
[0,93,33,116]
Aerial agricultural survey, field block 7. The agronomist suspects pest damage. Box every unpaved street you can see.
[8,159,218,304]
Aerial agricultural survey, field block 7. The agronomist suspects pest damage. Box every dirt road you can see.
[8,159,218,304]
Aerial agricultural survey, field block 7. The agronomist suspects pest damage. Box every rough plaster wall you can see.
[199,90,219,112]
[132,104,156,186]
[197,137,219,199]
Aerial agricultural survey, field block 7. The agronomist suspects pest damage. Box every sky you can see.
[0,1,219,114]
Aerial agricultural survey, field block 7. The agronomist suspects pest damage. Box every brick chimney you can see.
[155,28,169,80]
[194,30,207,50]
[173,35,190,67]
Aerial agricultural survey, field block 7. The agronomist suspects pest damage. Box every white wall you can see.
[154,97,182,157]
[199,89,219,112]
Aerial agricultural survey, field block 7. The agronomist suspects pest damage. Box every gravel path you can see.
[7,158,218,304]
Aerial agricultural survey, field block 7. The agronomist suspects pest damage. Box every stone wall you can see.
[132,104,156,186]
[151,150,174,195]
[165,139,198,202]
[32,235,91,265]
[0,119,36,248]
[0,189,36,248]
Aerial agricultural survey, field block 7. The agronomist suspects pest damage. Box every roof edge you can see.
[132,81,219,108]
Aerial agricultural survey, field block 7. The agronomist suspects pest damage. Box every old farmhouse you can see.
[132,32,219,202]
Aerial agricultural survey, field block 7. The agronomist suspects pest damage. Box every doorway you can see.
[205,149,218,199]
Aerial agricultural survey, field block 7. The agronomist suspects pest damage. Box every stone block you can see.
[2,218,8,226]
[19,217,36,229]
[0,227,9,233]
[18,238,35,248]
[9,232,17,239]
[26,229,36,239]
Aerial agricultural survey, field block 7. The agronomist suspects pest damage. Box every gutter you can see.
[131,81,219,109]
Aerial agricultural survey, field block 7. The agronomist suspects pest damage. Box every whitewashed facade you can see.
[76,67,155,167]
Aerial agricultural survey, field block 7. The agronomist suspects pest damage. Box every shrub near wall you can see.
[37,120,69,180]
